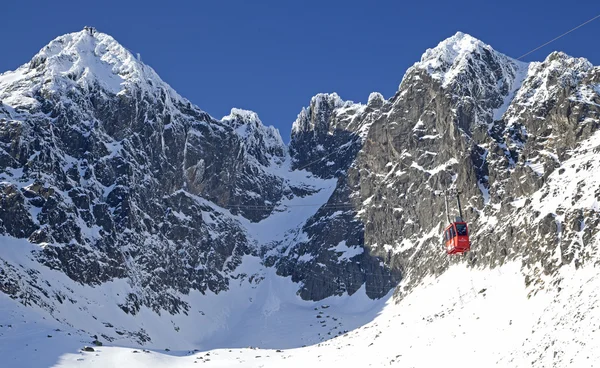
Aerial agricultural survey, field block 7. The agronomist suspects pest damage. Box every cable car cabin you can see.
[443,222,470,255]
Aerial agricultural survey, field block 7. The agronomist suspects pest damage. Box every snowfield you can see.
[2,260,599,367]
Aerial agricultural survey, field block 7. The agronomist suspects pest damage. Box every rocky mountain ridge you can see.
[1,28,599,348]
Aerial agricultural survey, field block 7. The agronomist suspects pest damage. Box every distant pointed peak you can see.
[309,92,346,109]
[11,28,182,100]
[419,31,492,68]
[220,108,285,165]
[222,108,281,140]
[367,92,385,106]
[543,51,593,69]
[291,92,363,135]
[405,31,523,89]
[223,108,262,125]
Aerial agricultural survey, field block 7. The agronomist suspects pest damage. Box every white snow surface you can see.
[492,60,529,121]
[527,130,600,219]
[0,29,185,109]
[330,240,364,261]
[3,261,600,367]
[413,31,519,88]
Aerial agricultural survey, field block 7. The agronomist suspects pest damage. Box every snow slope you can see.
[0,29,183,107]
[0,233,390,367]
[3,261,599,367]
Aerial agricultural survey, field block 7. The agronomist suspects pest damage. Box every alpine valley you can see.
[1,28,599,367]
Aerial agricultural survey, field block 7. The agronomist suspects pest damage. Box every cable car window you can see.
[450,226,456,238]
[456,223,468,236]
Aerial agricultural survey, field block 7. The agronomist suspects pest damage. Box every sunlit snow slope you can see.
[3,262,599,368]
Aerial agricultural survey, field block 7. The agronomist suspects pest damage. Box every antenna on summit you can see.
[83,26,96,36]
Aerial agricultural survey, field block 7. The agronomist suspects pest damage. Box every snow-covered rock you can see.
[221,108,286,167]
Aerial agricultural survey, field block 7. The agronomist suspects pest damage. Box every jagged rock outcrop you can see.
[344,32,600,299]
[267,93,400,300]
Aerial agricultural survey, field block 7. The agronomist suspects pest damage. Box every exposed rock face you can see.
[1,29,600,345]
[289,93,367,178]
[0,29,399,319]
[0,30,273,314]
[273,93,399,300]
[345,32,600,299]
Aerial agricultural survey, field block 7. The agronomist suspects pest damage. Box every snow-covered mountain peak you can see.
[291,92,354,134]
[411,31,523,89]
[0,27,183,110]
[367,92,385,106]
[536,51,594,84]
[34,29,129,65]
[545,50,592,67]
[222,107,286,166]
[419,31,490,67]
[222,107,283,144]
[32,28,170,93]
[311,92,347,110]
[393,31,533,131]
[504,50,598,125]
[289,91,368,177]
[222,108,263,128]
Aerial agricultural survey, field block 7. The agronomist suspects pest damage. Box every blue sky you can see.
[2,0,599,141]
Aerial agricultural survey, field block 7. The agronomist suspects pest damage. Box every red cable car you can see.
[442,190,471,255]
[443,221,470,255]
